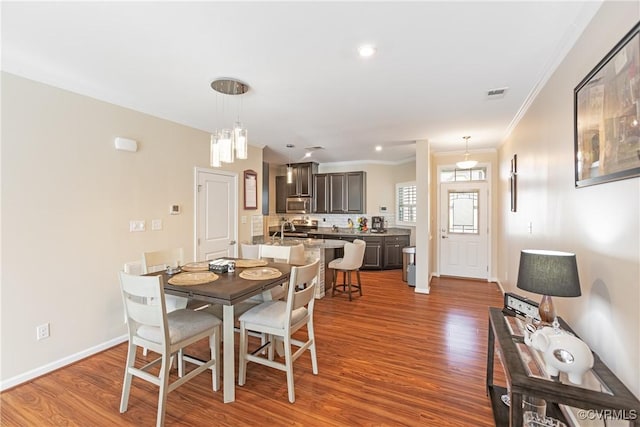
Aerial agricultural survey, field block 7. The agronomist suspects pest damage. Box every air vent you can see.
[305,146,325,151]
[487,87,508,99]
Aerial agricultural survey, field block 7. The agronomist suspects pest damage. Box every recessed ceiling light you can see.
[358,44,376,58]
[375,146,382,152]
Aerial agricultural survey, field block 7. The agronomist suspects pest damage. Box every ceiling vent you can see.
[305,146,325,151]
[487,87,508,99]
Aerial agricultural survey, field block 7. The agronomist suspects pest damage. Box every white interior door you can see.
[439,181,488,279]
[195,168,238,261]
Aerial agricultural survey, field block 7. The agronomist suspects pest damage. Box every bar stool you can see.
[329,239,366,301]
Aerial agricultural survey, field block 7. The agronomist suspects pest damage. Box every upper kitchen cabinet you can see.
[275,175,288,213]
[286,162,318,197]
[315,171,366,214]
[313,173,329,213]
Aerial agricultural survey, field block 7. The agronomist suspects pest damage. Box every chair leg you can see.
[347,271,353,301]
[356,269,363,296]
[210,326,220,392]
[177,348,184,378]
[331,269,337,297]
[156,352,171,427]
[283,334,295,403]
[308,319,318,375]
[119,342,137,413]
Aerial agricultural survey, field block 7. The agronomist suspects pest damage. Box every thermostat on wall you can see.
[170,204,181,215]
[379,206,387,212]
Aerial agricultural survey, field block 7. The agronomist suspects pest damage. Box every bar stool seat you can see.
[329,239,366,301]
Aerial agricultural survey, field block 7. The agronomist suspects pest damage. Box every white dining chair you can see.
[119,272,221,427]
[257,244,293,301]
[241,243,260,259]
[329,239,366,301]
[238,259,320,403]
[142,248,189,312]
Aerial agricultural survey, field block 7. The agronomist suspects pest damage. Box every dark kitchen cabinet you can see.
[287,162,317,197]
[362,236,382,269]
[383,235,409,269]
[313,174,329,213]
[275,175,288,213]
[326,171,366,214]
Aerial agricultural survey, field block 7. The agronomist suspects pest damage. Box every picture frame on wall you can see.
[574,22,640,188]
[510,154,517,212]
[244,169,258,210]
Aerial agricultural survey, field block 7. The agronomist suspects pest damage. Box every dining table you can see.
[149,260,292,403]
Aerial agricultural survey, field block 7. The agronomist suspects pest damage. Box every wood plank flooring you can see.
[1,271,507,426]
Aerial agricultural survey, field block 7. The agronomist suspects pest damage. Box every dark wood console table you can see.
[486,307,640,427]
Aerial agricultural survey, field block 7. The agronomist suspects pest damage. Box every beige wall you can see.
[0,73,263,385]
[498,2,639,396]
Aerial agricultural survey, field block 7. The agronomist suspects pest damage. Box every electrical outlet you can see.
[129,220,146,232]
[36,323,50,340]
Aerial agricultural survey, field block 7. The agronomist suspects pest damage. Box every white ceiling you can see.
[1,1,602,165]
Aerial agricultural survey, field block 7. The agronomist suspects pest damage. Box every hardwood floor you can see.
[1,271,506,426]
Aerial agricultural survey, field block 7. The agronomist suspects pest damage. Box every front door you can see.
[195,168,238,261]
[439,181,488,279]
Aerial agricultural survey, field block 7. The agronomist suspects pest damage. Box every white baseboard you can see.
[0,334,128,392]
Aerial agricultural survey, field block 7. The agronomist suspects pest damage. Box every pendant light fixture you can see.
[210,78,249,167]
[456,136,478,169]
[286,144,294,184]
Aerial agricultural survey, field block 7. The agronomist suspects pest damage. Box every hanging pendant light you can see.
[234,121,248,160]
[210,134,221,168]
[286,144,294,184]
[209,78,249,167]
[456,136,478,169]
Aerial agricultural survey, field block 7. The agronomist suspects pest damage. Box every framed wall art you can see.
[574,22,640,188]
[510,154,517,212]
[243,169,258,210]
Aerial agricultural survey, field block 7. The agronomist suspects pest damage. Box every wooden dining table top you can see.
[150,261,292,306]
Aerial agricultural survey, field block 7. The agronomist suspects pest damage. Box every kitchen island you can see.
[308,228,411,270]
[256,238,346,298]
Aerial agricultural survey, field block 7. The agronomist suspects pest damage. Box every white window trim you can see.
[396,181,417,227]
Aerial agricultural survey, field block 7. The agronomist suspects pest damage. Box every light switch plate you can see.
[129,220,146,232]
[151,219,162,231]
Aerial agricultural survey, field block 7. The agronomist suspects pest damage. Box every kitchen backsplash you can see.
[267,213,396,229]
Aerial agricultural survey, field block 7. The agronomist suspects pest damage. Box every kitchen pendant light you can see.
[209,78,249,167]
[286,144,294,184]
[456,136,477,169]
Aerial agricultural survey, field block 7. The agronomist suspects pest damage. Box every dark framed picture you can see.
[243,169,258,210]
[574,22,640,188]
[510,154,517,212]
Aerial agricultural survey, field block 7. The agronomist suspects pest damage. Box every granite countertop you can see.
[253,237,346,249]
[309,227,411,237]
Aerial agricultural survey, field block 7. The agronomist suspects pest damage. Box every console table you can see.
[486,307,640,426]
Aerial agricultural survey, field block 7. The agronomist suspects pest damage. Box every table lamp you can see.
[516,249,581,327]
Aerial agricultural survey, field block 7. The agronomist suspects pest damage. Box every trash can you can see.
[402,246,416,283]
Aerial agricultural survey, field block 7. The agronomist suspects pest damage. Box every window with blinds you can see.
[396,182,417,225]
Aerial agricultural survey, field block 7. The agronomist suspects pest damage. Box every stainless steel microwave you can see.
[286,197,312,214]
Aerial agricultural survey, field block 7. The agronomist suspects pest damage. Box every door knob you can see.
[229,240,237,245]
[441,235,448,239]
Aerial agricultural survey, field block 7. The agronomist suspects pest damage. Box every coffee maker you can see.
[371,216,386,233]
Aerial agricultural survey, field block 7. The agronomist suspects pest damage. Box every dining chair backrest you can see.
[340,239,366,270]
[258,244,291,263]
[241,243,260,260]
[288,243,306,266]
[286,259,320,327]
[120,272,168,349]
[142,248,185,274]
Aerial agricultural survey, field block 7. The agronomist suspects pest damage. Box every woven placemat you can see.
[168,271,218,286]
[239,267,282,281]
[181,261,210,272]
[235,259,268,268]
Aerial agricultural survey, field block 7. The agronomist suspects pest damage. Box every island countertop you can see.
[253,237,346,249]
[308,227,411,237]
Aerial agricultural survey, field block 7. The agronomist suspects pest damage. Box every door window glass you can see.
[448,190,479,234]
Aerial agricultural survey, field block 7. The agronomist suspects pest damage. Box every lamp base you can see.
[538,295,556,324]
